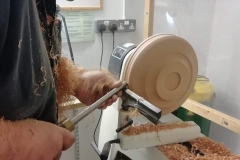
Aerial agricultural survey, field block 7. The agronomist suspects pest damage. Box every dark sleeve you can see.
[0,0,10,55]
[36,0,61,70]
[0,0,58,123]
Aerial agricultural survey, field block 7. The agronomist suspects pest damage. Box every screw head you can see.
[224,121,228,125]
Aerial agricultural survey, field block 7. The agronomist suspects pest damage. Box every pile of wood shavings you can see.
[158,144,194,159]
[158,137,240,160]
[53,57,87,115]
[122,121,195,136]
[190,137,230,156]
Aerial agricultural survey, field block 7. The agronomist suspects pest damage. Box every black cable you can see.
[94,111,103,147]
[100,32,104,70]
[58,13,74,62]
[112,32,115,51]
[109,23,117,51]
[93,32,104,147]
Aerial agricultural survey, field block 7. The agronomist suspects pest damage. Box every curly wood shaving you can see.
[33,82,41,96]
[49,47,59,61]
[40,67,47,86]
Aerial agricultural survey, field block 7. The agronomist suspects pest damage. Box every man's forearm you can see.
[0,119,35,159]
[0,118,75,160]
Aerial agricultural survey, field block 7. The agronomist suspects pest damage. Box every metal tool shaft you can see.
[71,81,128,125]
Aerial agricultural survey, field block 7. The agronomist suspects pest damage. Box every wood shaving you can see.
[33,82,41,96]
[40,66,47,86]
[128,108,139,118]
[122,122,195,136]
[157,137,240,160]
[54,18,60,25]
[46,14,54,26]
[18,39,22,49]
[40,22,46,32]
[49,46,58,60]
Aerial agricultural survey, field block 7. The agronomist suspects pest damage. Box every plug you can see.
[109,23,117,50]
[98,24,106,33]
[109,24,118,33]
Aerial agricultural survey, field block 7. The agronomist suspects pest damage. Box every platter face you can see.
[123,34,198,115]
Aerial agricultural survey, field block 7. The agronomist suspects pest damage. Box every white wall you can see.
[60,0,144,159]
[206,0,240,154]
[153,0,240,154]
[62,2,144,70]
[153,0,216,75]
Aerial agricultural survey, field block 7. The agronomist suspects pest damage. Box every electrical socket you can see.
[117,19,136,32]
[95,20,118,33]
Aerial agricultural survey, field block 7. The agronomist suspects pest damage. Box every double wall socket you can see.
[96,20,118,33]
[95,19,136,33]
[117,19,136,32]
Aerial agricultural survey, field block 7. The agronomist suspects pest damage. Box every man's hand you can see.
[0,119,75,160]
[74,71,122,109]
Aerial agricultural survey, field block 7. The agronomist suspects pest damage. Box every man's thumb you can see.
[112,80,122,88]
[60,128,75,151]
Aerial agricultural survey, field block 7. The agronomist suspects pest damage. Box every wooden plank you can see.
[100,0,103,9]
[143,0,155,39]
[60,7,102,10]
[60,0,103,10]
[62,100,87,111]
[182,99,240,134]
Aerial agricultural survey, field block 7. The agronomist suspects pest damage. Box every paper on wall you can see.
[60,10,95,43]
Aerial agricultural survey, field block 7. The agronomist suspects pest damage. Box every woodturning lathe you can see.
[58,34,201,160]
[96,34,202,160]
